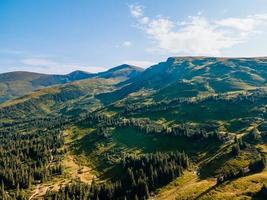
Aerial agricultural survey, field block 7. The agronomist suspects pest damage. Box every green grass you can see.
[71,128,120,179]
[113,127,191,153]
[112,127,220,156]
[70,125,221,180]
[153,81,206,100]
[226,119,252,133]
[199,147,259,179]
[156,170,267,200]
[129,100,257,123]
[198,170,267,200]
[64,126,95,144]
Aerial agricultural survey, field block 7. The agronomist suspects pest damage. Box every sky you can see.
[1,0,267,74]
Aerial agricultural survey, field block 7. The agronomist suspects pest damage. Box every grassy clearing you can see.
[199,170,267,200]
[199,148,257,178]
[64,126,125,180]
[62,154,96,183]
[0,86,60,108]
[155,170,216,200]
[71,125,221,180]
[63,126,99,179]
[130,100,257,124]
[27,127,97,199]
[155,134,267,200]
[156,169,267,200]
[226,119,252,133]
[29,154,97,199]
[42,123,265,199]
[64,126,94,145]
[112,127,219,156]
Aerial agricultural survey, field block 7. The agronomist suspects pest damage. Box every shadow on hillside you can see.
[194,184,218,200]
[195,171,266,200]
[251,184,267,200]
[198,143,233,180]
[71,131,125,181]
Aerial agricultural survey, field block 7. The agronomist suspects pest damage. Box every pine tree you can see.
[0,181,5,200]
[137,178,149,199]
[16,183,20,197]
[232,144,240,156]
[125,168,136,188]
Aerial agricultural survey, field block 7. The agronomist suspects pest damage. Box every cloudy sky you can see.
[1,0,267,74]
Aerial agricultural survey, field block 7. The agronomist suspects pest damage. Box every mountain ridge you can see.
[97,56,267,104]
[0,64,143,103]
[0,56,266,200]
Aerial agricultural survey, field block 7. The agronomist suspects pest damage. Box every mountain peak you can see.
[68,70,91,75]
[0,71,44,81]
[67,70,94,81]
[106,64,143,72]
[96,64,143,79]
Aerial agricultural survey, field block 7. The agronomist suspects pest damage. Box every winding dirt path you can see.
[29,185,40,200]
[28,154,96,199]
[29,184,49,200]
[62,154,96,184]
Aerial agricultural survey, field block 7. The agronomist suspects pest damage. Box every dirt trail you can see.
[29,184,49,200]
[63,154,96,184]
[236,121,263,139]
[29,154,96,199]
[29,185,40,200]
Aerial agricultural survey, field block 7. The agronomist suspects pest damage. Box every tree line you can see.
[0,118,66,199]
[121,90,267,116]
[81,114,222,141]
[44,151,190,200]
[217,155,266,184]
[217,137,266,184]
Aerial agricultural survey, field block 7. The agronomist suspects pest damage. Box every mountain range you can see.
[0,57,266,200]
[0,64,143,103]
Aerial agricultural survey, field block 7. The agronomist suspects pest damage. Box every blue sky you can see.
[1,0,267,74]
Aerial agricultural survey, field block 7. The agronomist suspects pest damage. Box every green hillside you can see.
[98,57,267,104]
[0,64,143,103]
[0,57,266,200]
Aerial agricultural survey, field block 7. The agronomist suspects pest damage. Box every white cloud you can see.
[129,4,144,18]
[123,60,155,68]
[216,14,267,32]
[122,41,132,47]
[20,58,106,74]
[129,4,267,56]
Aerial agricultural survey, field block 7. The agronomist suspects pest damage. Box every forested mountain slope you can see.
[99,57,267,104]
[0,57,266,200]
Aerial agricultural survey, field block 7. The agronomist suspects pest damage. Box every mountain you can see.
[98,57,267,104]
[96,64,143,79]
[0,64,143,103]
[0,57,266,200]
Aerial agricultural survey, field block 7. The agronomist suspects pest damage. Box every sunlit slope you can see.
[0,64,143,103]
[98,57,267,104]
[0,78,118,121]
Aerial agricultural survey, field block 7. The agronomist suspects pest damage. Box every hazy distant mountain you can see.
[0,64,143,103]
